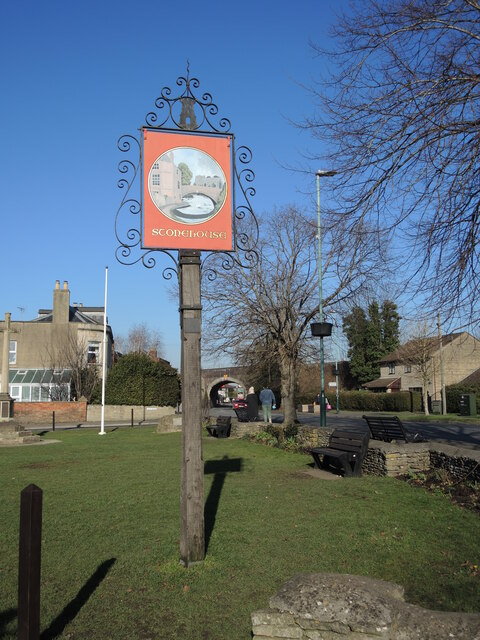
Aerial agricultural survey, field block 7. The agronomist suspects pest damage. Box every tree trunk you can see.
[422,387,430,416]
[280,355,297,426]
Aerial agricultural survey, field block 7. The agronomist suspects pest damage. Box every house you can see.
[0,280,114,402]
[363,332,480,401]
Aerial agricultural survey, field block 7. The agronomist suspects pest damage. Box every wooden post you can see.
[18,484,43,640]
[179,250,204,566]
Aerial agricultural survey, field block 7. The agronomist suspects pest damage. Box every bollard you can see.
[52,411,55,432]
[131,408,134,427]
[18,484,43,640]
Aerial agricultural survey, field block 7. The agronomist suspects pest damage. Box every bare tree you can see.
[115,323,164,357]
[401,320,438,415]
[42,330,99,402]
[203,205,385,424]
[305,0,480,325]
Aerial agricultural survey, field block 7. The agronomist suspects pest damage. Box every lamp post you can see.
[312,169,336,427]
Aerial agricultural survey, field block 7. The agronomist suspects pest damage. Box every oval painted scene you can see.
[148,147,227,224]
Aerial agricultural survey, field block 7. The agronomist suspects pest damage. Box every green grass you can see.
[1,428,480,639]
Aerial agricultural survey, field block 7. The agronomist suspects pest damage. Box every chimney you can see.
[53,279,70,324]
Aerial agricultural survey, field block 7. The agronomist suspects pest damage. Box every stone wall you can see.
[429,444,480,483]
[87,404,174,423]
[296,425,332,449]
[14,401,87,424]
[252,573,480,639]
[363,441,430,477]
[230,419,266,438]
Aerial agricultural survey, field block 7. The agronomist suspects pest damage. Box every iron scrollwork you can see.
[115,69,259,279]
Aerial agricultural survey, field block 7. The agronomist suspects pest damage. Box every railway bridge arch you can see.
[202,366,248,407]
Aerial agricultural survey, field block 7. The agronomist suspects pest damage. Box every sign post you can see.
[115,69,258,566]
[179,249,204,565]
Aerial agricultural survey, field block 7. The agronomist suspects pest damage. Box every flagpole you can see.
[99,266,108,435]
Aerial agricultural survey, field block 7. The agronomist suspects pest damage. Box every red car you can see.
[232,398,247,410]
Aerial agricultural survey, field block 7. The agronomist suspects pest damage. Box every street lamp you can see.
[311,169,336,427]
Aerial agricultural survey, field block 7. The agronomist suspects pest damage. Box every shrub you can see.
[105,352,180,406]
[446,385,480,414]
[284,424,298,439]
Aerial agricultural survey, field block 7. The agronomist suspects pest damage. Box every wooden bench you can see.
[362,415,427,443]
[310,429,370,477]
[206,415,231,438]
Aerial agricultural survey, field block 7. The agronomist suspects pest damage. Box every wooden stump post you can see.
[18,484,43,640]
[179,250,204,565]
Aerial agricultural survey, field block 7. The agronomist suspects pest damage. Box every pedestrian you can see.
[259,386,276,423]
[246,386,258,422]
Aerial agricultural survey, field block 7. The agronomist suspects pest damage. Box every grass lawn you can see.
[1,428,480,639]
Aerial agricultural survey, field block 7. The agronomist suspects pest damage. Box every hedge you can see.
[296,390,422,412]
[104,353,180,406]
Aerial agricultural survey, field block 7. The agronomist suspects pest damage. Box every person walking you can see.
[259,386,275,423]
[246,386,258,422]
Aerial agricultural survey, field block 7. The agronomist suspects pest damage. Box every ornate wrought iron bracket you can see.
[115,68,259,280]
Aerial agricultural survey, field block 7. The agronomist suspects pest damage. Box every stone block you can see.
[252,611,295,627]
[253,572,480,639]
[251,624,303,638]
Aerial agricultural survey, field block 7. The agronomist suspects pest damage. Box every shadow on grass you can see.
[0,608,17,637]
[40,558,116,640]
[204,456,243,553]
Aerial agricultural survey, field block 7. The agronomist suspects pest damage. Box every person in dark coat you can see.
[246,386,259,422]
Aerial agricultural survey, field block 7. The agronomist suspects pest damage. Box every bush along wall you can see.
[296,390,421,413]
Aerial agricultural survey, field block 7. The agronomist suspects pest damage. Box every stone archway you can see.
[207,377,247,407]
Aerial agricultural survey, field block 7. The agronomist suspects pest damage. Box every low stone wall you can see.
[252,573,480,639]
[297,425,332,449]
[429,444,480,483]
[363,441,430,477]
[230,419,266,438]
[14,401,87,424]
[156,413,182,434]
[87,404,174,423]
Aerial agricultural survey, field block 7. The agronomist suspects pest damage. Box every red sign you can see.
[142,129,233,251]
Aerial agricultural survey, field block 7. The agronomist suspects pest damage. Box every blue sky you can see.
[1,0,348,369]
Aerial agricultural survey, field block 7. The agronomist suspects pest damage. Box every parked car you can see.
[232,398,247,410]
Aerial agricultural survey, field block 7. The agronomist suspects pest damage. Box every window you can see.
[9,341,16,364]
[10,386,20,400]
[152,174,160,185]
[87,341,100,364]
[388,364,395,375]
[404,365,411,373]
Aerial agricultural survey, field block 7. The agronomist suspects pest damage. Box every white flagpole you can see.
[99,266,108,435]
